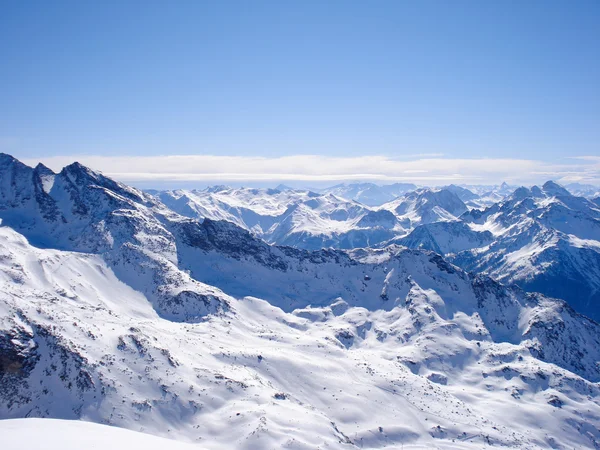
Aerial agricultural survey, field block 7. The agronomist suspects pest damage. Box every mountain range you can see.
[399,181,600,321]
[155,185,477,250]
[317,182,418,206]
[1,153,600,448]
[152,179,600,322]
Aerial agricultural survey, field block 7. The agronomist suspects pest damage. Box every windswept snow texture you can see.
[1,154,600,449]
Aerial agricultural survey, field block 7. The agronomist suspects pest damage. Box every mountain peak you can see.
[496,181,515,195]
[64,160,92,171]
[542,180,571,197]
[0,152,27,169]
[510,186,532,200]
[0,152,18,162]
[61,160,97,177]
[531,185,544,197]
[34,162,55,175]
[59,161,105,188]
[206,185,229,193]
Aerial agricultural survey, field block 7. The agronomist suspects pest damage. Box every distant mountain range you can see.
[317,182,418,206]
[155,185,473,250]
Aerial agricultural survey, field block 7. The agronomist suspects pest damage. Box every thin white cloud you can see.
[566,156,600,162]
[22,154,600,186]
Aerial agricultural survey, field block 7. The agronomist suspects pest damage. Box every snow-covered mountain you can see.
[155,186,316,235]
[318,182,418,206]
[394,221,495,255]
[157,187,404,250]
[442,184,480,202]
[378,187,468,227]
[457,182,517,208]
[154,186,479,251]
[0,153,229,322]
[461,181,515,197]
[2,154,600,448]
[400,180,600,321]
[566,182,600,198]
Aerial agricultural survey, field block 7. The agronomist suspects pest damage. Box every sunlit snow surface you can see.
[2,418,197,450]
[2,225,600,449]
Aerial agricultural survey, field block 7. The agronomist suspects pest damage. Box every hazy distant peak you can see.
[542,180,571,197]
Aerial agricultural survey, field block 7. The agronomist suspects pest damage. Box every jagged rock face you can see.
[542,180,572,197]
[0,154,38,209]
[0,154,157,251]
[0,319,99,419]
[0,155,62,232]
[172,218,289,271]
[2,155,600,448]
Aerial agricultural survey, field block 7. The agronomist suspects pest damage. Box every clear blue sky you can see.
[1,0,599,163]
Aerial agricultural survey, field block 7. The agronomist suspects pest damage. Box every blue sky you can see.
[1,1,599,185]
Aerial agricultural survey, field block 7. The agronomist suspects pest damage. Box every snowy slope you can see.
[1,419,198,450]
[2,224,600,449]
